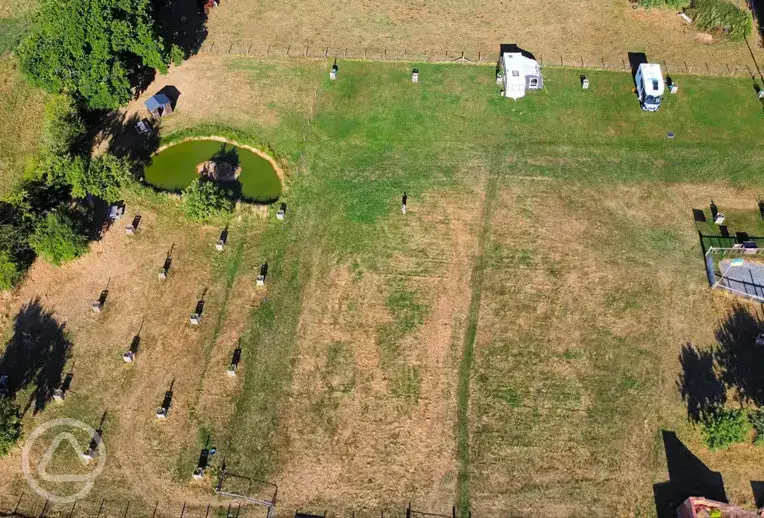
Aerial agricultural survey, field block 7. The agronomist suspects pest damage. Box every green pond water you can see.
[144,140,282,203]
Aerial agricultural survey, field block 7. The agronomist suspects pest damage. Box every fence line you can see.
[195,40,762,78]
[0,493,470,518]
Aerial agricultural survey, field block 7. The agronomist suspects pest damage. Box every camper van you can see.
[635,63,665,112]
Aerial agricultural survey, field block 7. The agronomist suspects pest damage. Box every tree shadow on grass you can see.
[677,342,727,423]
[0,298,72,415]
[154,0,209,59]
[677,303,764,421]
[104,112,162,172]
[714,303,764,406]
[653,430,727,518]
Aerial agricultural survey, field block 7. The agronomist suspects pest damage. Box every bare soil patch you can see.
[0,198,259,508]
[205,0,764,71]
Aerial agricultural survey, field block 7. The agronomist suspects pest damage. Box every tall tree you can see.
[19,0,174,109]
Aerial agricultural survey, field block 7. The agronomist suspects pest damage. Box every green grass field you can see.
[209,61,764,514]
[0,56,46,196]
[2,57,764,516]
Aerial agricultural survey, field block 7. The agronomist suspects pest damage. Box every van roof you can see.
[638,63,664,96]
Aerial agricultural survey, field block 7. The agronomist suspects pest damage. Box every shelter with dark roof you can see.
[145,93,173,118]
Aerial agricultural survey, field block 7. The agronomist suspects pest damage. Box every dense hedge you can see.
[638,0,753,41]
[687,0,753,40]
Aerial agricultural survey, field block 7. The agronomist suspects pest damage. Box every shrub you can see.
[74,154,131,203]
[0,396,21,456]
[29,210,89,266]
[701,408,751,450]
[180,178,233,223]
[0,252,22,291]
[687,0,753,40]
[749,409,764,446]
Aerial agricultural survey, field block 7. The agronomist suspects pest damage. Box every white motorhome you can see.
[635,63,665,112]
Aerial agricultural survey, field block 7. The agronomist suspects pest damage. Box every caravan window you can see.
[529,77,538,88]
[512,70,520,77]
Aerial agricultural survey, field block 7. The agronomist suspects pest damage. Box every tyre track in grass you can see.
[191,216,251,411]
[456,157,498,515]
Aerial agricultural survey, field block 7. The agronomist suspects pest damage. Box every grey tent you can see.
[145,93,172,117]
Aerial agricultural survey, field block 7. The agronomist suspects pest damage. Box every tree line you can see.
[0,0,192,455]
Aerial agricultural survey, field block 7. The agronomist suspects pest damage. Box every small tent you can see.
[499,44,543,100]
[145,93,173,118]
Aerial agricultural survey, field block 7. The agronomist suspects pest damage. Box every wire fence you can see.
[0,493,469,518]
[0,493,268,518]
[195,40,763,78]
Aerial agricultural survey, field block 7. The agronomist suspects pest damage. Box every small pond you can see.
[144,139,282,203]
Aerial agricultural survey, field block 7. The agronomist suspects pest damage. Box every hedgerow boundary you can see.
[195,39,764,79]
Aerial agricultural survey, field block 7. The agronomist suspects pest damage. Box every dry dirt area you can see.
[0,197,263,512]
[469,180,764,516]
[204,0,764,70]
[122,56,319,135]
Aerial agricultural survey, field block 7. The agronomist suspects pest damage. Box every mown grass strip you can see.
[456,166,498,514]
[191,217,249,410]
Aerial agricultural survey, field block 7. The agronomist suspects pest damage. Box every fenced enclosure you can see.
[195,40,761,78]
[697,231,764,301]
[705,246,764,301]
